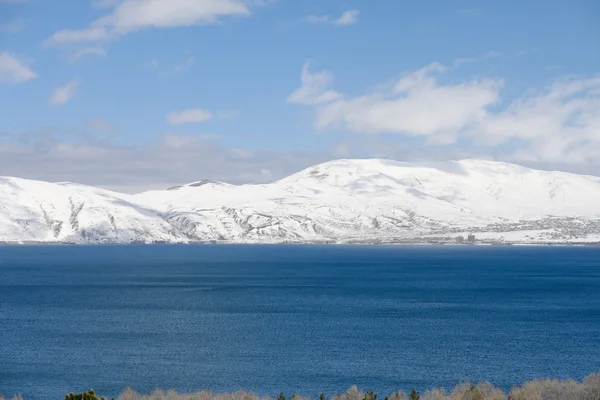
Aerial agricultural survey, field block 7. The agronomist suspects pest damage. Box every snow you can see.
[1,159,600,244]
[0,176,185,243]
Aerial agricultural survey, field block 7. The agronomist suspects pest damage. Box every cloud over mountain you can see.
[289,61,600,167]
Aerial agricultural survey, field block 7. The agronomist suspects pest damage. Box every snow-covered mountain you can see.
[0,176,185,244]
[2,159,600,244]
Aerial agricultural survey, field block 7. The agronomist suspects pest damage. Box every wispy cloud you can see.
[71,47,107,60]
[145,56,194,76]
[307,9,359,26]
[452,51,501,68]
[0,131,325,192]
[45,27,109,45]
[44,0,250,46]
[217,110,239,119]
[89,118,116,132]
[460,8,482,17]
[1,18,26,33]
[515,48,540,57]
[91,0,122,9]
[247,0,278,6]
[49,80,80,105]
[0,52,37,84]
[287,62,342,105]
[167,108,212,125]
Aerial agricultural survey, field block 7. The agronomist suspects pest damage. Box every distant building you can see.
[456,236,465,244]
[467,234,476,243]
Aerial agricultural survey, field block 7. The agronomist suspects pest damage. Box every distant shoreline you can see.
[1,240,599,246]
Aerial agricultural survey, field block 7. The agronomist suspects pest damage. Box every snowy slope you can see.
[0,177,185,243]
[2,159,600,244]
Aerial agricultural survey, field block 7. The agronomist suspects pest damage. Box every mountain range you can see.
[1,159,600,244]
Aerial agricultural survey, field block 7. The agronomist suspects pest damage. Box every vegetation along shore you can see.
[2,371,600,400]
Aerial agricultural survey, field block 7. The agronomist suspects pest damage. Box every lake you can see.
[1,245,599,399]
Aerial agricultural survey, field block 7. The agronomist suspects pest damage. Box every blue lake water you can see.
[1,245,600,399]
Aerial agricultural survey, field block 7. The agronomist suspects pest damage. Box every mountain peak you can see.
[1,159,600,244]
[166,179,231,191]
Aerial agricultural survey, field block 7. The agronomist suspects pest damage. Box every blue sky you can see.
[1,0,599,191]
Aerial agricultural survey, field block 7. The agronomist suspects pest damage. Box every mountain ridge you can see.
[1,159,600,244]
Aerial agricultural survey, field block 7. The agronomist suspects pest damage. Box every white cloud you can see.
[335,10,359,25]
[307,9,359,26]
[71,47,107,60]
[475,76,600,165]
[45,0,250,45]
[109,0,249,33]
[291,60,600,166]
[49,80,80,105]
[0,52,37,84]
[312,62,502,144]
[287,62,342,105]
[167,108,212,125]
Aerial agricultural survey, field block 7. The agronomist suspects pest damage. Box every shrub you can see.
[65,389,112,400]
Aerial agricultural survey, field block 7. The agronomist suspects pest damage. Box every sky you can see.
[1,0,599,192]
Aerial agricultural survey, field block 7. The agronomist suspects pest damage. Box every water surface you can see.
[1,245,599,399]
